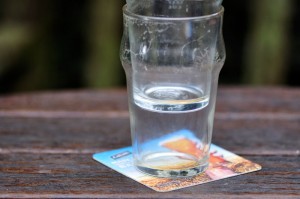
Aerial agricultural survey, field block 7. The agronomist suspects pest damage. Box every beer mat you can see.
[93,130,261,192]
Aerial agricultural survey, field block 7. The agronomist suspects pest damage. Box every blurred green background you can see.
[0,0,299,94]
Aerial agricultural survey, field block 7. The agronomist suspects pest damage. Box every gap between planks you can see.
[0,110,300,120]
[0,193,299,199]
[0,148,299,156]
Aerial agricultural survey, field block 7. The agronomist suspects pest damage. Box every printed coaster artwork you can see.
[93,130,261,192]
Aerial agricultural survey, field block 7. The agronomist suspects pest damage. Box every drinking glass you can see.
[120,1,225,177]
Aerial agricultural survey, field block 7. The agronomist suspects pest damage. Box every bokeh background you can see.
[0,0,299,94]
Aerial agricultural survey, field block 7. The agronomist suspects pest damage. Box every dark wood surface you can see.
[0,87,299,198]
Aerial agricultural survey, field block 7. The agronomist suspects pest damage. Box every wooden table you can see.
[0,87,299,198]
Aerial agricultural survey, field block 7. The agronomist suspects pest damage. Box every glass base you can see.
[135,152,209,178]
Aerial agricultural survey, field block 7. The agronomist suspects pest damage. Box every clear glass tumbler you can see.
[120,1,225,178]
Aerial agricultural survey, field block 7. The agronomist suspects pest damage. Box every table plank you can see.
[0,154,299,198]
[0,87,300,113]
[0,116,299,155]
[0,89,128,112]
[216,87,300,113]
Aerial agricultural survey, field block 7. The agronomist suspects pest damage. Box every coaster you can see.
[93,130,261,192]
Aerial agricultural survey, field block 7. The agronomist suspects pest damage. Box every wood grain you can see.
[0,116,298,155]
[0,87,299,113]
[0,87,299,198]
[0,154,299,198]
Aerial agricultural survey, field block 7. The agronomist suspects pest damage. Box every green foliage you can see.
[243,0,293,85]
[0,0,296,93]
[84,0,124,88]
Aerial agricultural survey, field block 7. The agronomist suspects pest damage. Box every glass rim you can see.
[123,5,224,21]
